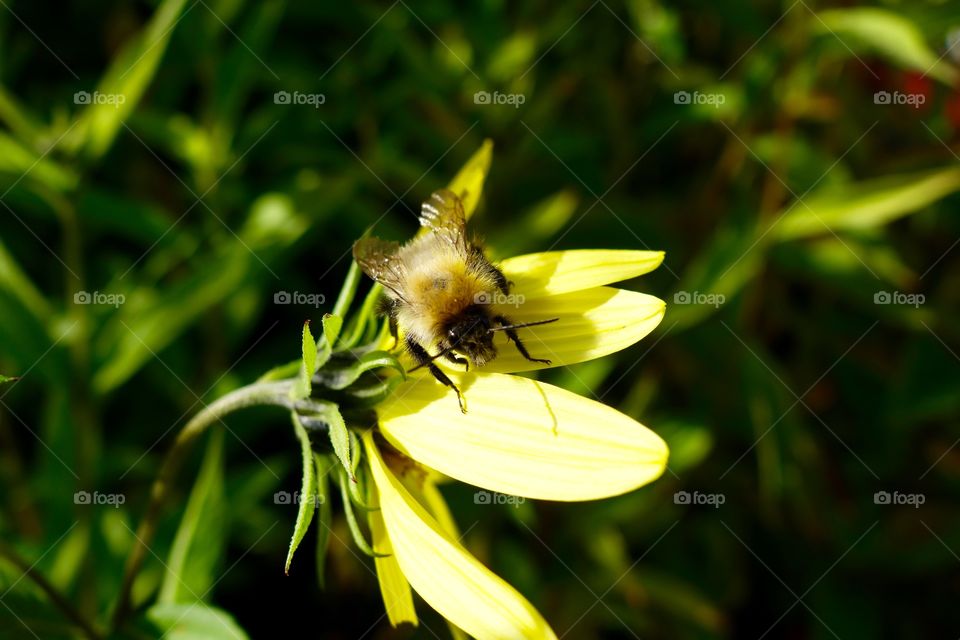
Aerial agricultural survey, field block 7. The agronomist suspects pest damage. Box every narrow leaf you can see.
[291,320,316,400]
[775,166,960,240]
[317,313,343,369]
[314,350,405,391]
[159,430,226,603]
[816,8,957,85]
[284,415,317,574]
[146,603,250,640]
[314,455,332,589]
[332,259,362,319]
[324,403,354,482]
[338,467,387,557]
[71,0,190,158]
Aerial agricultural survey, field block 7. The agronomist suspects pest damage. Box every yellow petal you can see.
[500,249,665,298]
[451,287,665,374]
[415,482,468,640]
[365,433,557,640]
[378,373,668,501]
[369,498,418,626]
[447,139,493,220]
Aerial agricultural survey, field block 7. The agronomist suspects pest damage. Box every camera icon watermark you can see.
[873,91,925,109]
[274,291,326,308]
[74,90,126,109]
[474,291,525,308]
[473,90,526,108]
[74,290,125,308]
[873,291,924,308]
[74,490,126,508]
[673,490,725,508]
[474,490,525,507]
[273,490,325,506]
[274,90,326,108]
[673,290,725,308]
[873,490,924,508]
[673,90,726,108]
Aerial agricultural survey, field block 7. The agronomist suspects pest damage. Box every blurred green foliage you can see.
[1,0,960,638]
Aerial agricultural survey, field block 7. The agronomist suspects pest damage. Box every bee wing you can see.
[419,188,468,251]
[352,237,408,301]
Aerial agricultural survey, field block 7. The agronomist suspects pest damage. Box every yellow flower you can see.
[359,141,669,639]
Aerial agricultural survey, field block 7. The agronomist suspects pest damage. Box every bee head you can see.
[443,306,496,367]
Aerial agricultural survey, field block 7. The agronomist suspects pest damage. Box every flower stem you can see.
[110,380,294,631]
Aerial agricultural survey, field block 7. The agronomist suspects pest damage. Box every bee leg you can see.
[405,336,467,413]
[494,315,551,365]
[377,297,401,350]
[443,352,470,371]
[387,315,399,350]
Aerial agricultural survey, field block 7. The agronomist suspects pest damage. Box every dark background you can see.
[1,0,959,638]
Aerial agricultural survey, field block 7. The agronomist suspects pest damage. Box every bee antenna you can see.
[488,317,559,333]
[407,344,458,373]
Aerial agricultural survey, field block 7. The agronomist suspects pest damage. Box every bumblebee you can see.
[353,188,557,412]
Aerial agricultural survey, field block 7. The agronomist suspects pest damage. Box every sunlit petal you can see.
[447,139,493,220]
[365,433,557,640]
[378,372,668,501]
[369,500,417,626]
[500,249,664,298]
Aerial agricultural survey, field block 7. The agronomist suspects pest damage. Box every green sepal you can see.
[284,414,318,574]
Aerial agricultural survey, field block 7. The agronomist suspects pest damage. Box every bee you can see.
[353,188,557,413]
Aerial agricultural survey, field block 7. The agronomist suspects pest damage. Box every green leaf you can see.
[489,188,579,258]
[338,283,384,349]
[336,467,387,558]
[324,403,354,482]
[815,8,957,85]
[70,0,190,159]
[146,603,250,640]
[0,131,77,192]
[284,414,318,574]
[314,350,405,391]
[0,237,51,321]
[332,259,362,320]
[290,320,316,400]
[671,225,764,330]
[320,313,343,358]
[256,359,301,382]
[775,167,960,240]
[159,430,226,604]
[92,246,250,393]
[314,455,333,588]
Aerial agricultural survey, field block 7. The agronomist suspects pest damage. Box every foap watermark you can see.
[474,291,525,308]
[874,90,925,109]
[673,290,725,308]
[474,90,525,108]
[274,90,326,108]
[674,90,726,108]
[274,291,326,308]
[74,490,126,508]
[874,490,925,509]
[474,490,525,507]
[273,490,326,506]
[874,291,924,308]
[74,290,125,308]
[74,90,126,109]
[674,490,725,508]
